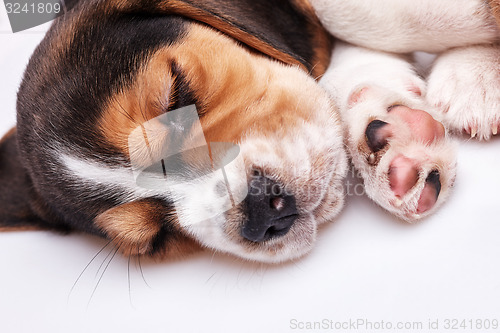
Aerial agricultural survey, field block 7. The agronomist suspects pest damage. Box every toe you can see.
[388,155,418,198]
[417,171,441,214]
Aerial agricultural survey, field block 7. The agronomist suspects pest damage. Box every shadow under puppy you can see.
[0,0,348,263]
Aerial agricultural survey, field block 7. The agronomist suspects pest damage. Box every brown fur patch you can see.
[155,0,308,71]
[291,0,333,78]
[0,226,42,232]
[98,55,176,157]
[100,23,316,159]
[489,0,500,28]
[95,199,201,257]
[169,24,313,144]
[0,127,17,144]
[105,0,324,73]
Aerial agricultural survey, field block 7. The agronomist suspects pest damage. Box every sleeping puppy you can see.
[313,0,500,220]
[0,0,348,263]
[2,0,496,263]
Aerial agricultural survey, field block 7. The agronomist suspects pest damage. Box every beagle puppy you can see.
[0,0,348,263]
[2,0,498,263]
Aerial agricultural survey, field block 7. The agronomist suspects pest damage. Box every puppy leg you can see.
[310,0,499,53]
[320,41,457,222]
[320,41,427,112]
[427,44,500,140]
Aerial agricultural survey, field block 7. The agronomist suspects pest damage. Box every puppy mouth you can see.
[217,167,326,262]
[241,214,299,243]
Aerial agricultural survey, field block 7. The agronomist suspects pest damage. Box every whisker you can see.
[87,246,120,309]
[209,250,217,265]
[128,250,134,308]
[137,253,151,289]
[115,99,136,123]
[139,99,148,123]
[314,73,325,81]
[309,63,324,81]
[205,272,216,284]
[236,262,245,285]
[95,243,117,278]
[291,257,305,272]
[258,263,267,287]
[67,240,112,303]
[137,85,149,122]
[160,72,174,110]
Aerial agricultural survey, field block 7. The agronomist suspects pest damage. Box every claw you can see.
[368,153,376,164]
[492,125,498,136]
[394,198,403,207]
[470,127,477,139]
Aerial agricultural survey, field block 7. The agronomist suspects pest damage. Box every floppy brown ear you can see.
[0,128,66,232]
[152,0,332,77]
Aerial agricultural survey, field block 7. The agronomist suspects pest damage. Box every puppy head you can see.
[16,23,347,263]
[342,84,457,221]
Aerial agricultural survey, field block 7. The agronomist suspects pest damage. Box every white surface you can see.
[1,7,499,333]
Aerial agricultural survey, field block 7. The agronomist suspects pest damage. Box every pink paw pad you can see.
[389,155,441,214]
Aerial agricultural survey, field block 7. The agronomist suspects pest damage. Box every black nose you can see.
[241,176,298,243]
[365,120,389,152]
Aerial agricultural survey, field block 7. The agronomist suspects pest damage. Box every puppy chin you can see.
[226,214,317,264]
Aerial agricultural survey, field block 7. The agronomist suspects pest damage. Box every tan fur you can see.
[100,23,327,158]
[171,25,329,142]
[488,0,500,28]
[95,200,201,257]
[0,127,16,144]
[155,0,307,72]
[99,56,177,156]
[0,226,42,232]
[102,0,327,76]
[293,0,333,77]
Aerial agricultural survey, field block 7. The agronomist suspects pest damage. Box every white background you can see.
[0,6,499,333]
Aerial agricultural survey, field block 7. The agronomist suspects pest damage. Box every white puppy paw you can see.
[427,45,500,140]
[339,86,457,222]
[320,42,458,222]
